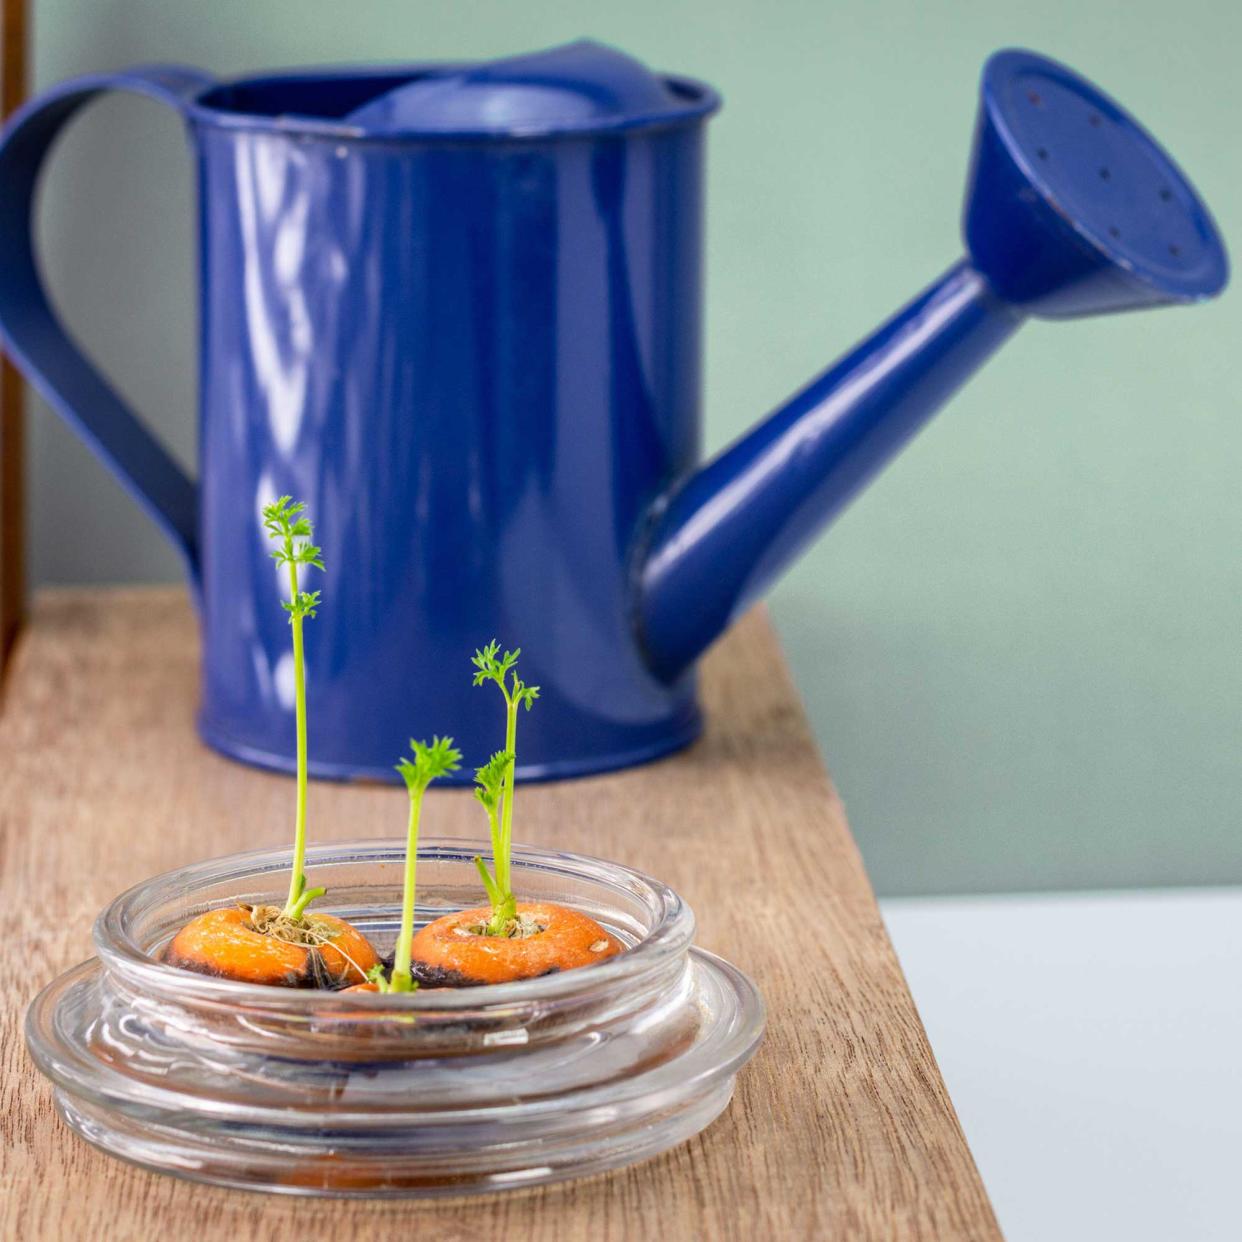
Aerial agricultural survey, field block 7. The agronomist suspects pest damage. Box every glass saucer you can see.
[26,839,765,1197]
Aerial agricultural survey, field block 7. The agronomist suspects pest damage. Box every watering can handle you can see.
[0,65,215,589]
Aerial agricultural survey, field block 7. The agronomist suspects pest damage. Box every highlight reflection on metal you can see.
[0,45,1227,780]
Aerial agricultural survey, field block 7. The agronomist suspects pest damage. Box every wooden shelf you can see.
[0,587,999,1240]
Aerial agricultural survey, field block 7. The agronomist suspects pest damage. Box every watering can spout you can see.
[636,48,1228,682]
[637,262,1020,681]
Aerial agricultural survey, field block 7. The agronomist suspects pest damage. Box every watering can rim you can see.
[177,56,722,144]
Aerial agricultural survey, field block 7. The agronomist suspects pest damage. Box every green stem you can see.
[390,788,424,992]
[287,885,325,921]
[474,800,504,905]
[282,560,310,919]
[474,855,503,907]
[486,803,502,878]
[498,697,518,897]
[486,697,519,933]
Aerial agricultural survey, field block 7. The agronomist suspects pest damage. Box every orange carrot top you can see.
[261,495,327,925]
[409,642,621,986]
[165,905,378,988]
[163,497,379,986]
[466,640,538,934]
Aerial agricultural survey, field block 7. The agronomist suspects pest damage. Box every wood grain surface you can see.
[0,0,27,670]
[0,587,1001,1241]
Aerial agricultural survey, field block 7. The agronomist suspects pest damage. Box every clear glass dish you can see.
[25,839,765,1197]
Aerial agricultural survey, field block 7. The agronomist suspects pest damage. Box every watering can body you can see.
[193,95,710,778]
[0,45,1227,780]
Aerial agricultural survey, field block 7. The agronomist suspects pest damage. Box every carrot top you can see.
[262,496,326,923]
[370,736,462,993]
[469,642,539,936]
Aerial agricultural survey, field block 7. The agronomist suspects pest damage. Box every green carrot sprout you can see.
[380,736,462,993]
[470,642,539,935]
[472,749,513,912]
[262,496,325,923]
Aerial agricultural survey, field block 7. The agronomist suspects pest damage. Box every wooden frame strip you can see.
[0,0,28,673]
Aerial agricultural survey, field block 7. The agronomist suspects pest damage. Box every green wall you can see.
[27,0,1242,895]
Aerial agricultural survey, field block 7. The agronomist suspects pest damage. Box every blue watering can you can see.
[0,43,1227,781]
